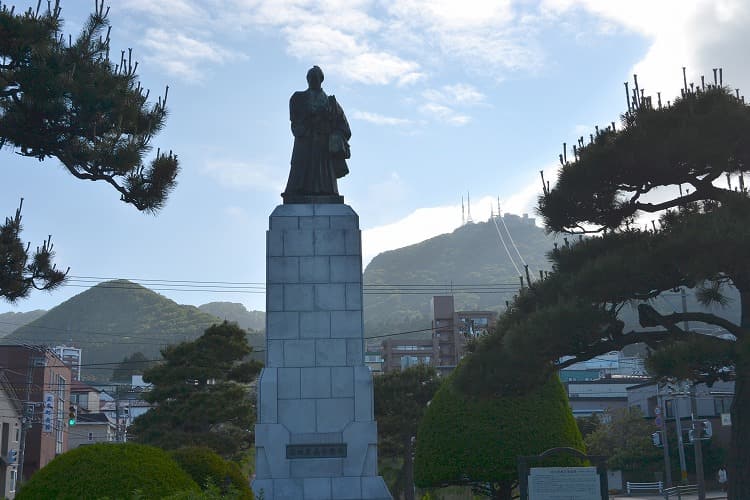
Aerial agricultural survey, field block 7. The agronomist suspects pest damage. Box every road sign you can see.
[43,393,54,433]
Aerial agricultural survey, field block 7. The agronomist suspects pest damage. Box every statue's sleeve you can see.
[334,99,351,140]
[290,92,305,137]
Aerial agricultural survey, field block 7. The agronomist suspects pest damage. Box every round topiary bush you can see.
[16,443,200,500]
[170,446,253,499]
[415,374,584,499]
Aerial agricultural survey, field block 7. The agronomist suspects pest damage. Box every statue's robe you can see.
[284,88,350,198]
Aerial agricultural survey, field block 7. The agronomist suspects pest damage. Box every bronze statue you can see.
[282,66,351,204]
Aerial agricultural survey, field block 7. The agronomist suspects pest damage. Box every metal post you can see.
[690,384,706,500]
[673,394,688,483]
[680,288,690,331]
[658,384,673,488]
[17,356,44,483]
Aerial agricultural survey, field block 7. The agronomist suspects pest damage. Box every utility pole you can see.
[114,385,124,442]
[680,288,690,331]
[690,384,706,500]
[673,391,688,484]
[657,384,673,488]
[17,355,45,483]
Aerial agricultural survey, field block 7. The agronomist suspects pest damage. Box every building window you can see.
[14,425,20,442]
[88,432,94,442]
[9,469,17,492]
[56,374,66,454]
[399,356,429,370]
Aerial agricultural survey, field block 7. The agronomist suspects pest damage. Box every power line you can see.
[491,215,522,276]
[497,207,533,277]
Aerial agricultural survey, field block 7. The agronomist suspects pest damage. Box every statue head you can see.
[306,65,324,90]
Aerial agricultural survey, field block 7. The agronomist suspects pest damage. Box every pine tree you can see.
[1,1,178,301]
[462,79,750,499]
[129,322,262,460]
[374,364,440,500]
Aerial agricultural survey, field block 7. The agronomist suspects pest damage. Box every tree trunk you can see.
[727,343,749,500]
[403,436,415,500]
[728,287,750,500]
[493,481,513,500]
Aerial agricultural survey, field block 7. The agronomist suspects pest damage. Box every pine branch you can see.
[639,303,745,339]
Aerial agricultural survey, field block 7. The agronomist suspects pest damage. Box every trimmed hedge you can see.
[171,447,253,499]
[16,443,200,500]
[414,374,584,488]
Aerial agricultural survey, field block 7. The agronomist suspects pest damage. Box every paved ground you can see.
[610,492,726,499]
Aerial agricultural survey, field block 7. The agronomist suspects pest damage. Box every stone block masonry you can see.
[254,204,391,500]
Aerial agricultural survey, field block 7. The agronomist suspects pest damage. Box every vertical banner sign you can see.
[43,392,55,433]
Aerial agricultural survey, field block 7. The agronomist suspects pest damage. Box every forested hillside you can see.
[0,310,46,337]
[7,280,225,381]
[363,215,558,337]
[362,214,741,339]
[198,302,265,331]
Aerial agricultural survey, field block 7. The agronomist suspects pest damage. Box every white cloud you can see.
[280,24,423,86]
[203,160,286,192]
[542,0,750,99]
[119,0,543,86]
[386,0,514,31]
[122,0,207,20]
[384,0,542,78]
[362,204,462,267]
[361,162,558,267]
[141,28,243,82]
[352,110,412,126]
[419,102,470,126]
[423,83,486,106]
[418,83,486,125]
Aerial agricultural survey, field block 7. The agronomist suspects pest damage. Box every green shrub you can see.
[171,446,253,499]
[414,374,584,495]
[16,443,199,500]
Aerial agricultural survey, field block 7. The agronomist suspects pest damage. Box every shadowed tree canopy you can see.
[584,408,663,477]
[374,364,440,500]
[1,1,178,302]
[111,351,156,383]
[129,322,262,460]
[461,80,749,499]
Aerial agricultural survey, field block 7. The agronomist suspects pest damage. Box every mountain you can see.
[0,310,46,337]
[6,280,224,381]
[198,302,265,351]
[198,302,265,331]
[363,214,557,337]
[362,213,741,342]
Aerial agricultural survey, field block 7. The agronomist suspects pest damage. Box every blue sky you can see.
[3,0,749,313]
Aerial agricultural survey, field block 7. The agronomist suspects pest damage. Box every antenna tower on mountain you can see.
[466,193,474,223]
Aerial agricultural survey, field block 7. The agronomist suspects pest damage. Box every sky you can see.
[3,0,750,314]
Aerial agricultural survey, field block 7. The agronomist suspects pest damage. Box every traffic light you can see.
[651,431,662,447]
[688,420,713,442]
[8,449,17,463]
[68,405,77,426]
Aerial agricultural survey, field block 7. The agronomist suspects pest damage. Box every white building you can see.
[53,345,83,381]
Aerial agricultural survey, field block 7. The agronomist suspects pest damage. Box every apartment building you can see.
[0,346,72,481]
[382,296,497,373]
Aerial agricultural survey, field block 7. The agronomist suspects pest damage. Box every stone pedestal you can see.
[253,204,392,500]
